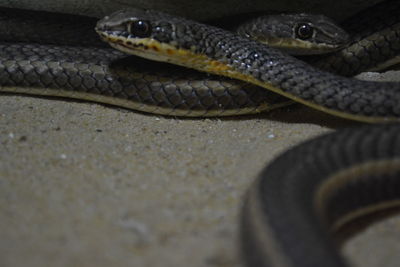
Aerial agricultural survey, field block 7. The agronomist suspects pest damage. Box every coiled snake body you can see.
[2,1,400,267]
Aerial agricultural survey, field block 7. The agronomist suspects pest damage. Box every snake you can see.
[95,5,400,123]
[0,6,348,117]
[1,1,400,267]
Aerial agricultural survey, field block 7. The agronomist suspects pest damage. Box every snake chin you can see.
[96,31,173,63]
[109,42,176,63]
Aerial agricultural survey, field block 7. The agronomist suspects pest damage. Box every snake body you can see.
[242,123,400,267]
[96,6,400,122]
[1,2,400,267]
[312,0,400,76]
[1,42,294,116]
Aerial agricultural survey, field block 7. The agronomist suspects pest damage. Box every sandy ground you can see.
[1,70,400,267]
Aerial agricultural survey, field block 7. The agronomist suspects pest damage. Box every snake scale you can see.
[1,1,400,267]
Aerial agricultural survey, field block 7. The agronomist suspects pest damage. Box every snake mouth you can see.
[95,29,236,77]
[260,37,341,55]
[96,29,185,64]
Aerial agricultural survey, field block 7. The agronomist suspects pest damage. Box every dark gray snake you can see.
[1,1,400,267]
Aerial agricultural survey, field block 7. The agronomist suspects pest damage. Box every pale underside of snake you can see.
[2,1,400,267]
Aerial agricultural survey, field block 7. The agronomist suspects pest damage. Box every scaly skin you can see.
[242,123,400,267]
[0,42,288,116]
[311,0,400,76]
[96,8,400,122]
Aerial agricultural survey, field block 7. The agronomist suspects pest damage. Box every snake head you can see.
[237,13,350,55]
[95,8,204,65]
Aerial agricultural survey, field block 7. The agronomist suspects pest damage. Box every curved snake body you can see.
[312,0,400,76]
[96,7,400,122]
[242,123,400,267]
[1,42,292,116]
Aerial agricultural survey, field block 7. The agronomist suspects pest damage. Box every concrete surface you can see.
[1,71,400,267]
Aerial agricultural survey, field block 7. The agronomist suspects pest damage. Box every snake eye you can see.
[295,23,314,40]
[128,20,152,37]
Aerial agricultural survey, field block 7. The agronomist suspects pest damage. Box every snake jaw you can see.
[96,29,184,64]
[236,13,350,55]
[255,37,343,55]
